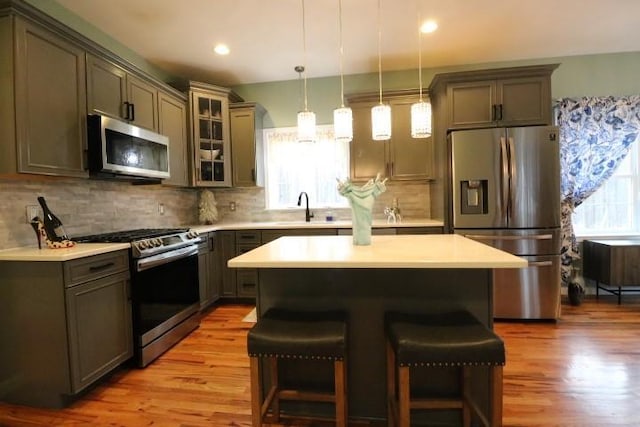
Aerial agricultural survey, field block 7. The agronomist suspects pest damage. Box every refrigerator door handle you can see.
[508,136,516,223]
[500,136,509,220]
[463,234,554,241]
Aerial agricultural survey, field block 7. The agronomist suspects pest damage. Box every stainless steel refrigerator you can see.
[450,126,561,320]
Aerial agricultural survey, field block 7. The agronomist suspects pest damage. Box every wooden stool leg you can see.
[386,341,396,427]
[249,356,262,427]
[269,358,279,422]
[398,366,411,427]
[334,359,347,427]
[462,366,471,427]
[491,366,503,427]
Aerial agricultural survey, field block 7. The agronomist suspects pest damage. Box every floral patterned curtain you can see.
[556,96,640,285]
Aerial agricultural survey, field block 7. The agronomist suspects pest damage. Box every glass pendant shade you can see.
[371,103,391,141]
[333,107,353,142]
[297,110,317,142]
[411,101,432,138]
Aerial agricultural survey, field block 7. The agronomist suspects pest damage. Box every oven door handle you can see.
[136,245,198,272]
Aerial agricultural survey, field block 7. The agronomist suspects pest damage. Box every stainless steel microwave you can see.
[87,114,170,181]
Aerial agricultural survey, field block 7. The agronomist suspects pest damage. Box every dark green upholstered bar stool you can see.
[247,308,348,427]
[385,310,505,427]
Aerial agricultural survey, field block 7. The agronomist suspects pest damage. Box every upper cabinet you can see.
[0,15,88,178]
[430,65,558,131]
[347,90,433,182]
[230,102,266,187]
[0,1,190,181]
[182,81,242,187]
[158,92,190,187]
[87,54,158,131]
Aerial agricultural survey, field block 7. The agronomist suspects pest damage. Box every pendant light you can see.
[411,10,433,139]
[333,0,352,143]
[297,0,316,143]
[371,0,391,141]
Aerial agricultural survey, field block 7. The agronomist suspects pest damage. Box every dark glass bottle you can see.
[37,196,69,242]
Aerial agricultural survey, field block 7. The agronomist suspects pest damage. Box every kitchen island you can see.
[228,234,526,424]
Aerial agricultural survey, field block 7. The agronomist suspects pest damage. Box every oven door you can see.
[131,245,200,366]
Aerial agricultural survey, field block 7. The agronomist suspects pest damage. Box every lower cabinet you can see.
[199,232,221,310]
[64,271,132,392]
[0,250,132,408]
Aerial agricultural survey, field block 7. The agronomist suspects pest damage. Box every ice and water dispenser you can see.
[460,179,488,215]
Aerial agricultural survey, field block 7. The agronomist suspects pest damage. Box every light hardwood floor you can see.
[1,296,640,426]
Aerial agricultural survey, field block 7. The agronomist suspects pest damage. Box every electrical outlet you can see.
[25,205,39,223]
[229,201,236,211]
[158,203,165,215]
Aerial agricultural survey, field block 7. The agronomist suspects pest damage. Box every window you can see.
[573,142,640,236]
[263,125,350,209]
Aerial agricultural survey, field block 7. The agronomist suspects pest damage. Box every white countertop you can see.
[0,219,443,262]
[0,243,131,262]
[227,234,527,269]
[190,218,444,233]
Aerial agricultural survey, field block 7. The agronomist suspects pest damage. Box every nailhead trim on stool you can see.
[385,310,505,427]
[247,308,348,427]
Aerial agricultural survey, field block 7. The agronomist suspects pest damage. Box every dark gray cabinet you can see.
[0,250,132,408]
[446,76,552,129]
[0,15,87,177]
[234,230,261,298]
[158,91,190,187]
[198,232,220,309]
[347,90,432,182]
[217,230,237,297]
[230,102,265,187]
[87,54,158,131]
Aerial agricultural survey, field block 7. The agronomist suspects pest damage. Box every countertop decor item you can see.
[338,173,387,245]
[198,190,218,224]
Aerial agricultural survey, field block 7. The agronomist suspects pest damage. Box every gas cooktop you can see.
[72,228,190,243]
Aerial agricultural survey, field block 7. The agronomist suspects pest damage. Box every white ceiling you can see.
[55,0,640,86]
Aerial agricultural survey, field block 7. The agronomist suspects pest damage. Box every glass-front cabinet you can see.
[195,94,227,184]
[184,82,240,187]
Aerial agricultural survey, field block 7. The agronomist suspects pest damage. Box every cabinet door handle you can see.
[89,262,115,272]
[123,102,131,120]
[129,103,135,122]
[498,104,503,121]
[492,104,497,122]
[251,168,256,182]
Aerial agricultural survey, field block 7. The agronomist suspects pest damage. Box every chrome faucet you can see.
[297,191,314,222]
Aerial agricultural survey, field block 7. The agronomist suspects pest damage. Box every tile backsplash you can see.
[0,177,198,250]
[1,177,431,250]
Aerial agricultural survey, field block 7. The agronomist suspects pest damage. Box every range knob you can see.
[154,238,163,247]
[187,230,199,239]
[138,240,149,249]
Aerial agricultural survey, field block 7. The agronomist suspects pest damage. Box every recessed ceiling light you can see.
[420,20,438,34]
[214,44,230,55]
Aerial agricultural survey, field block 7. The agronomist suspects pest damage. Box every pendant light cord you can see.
[338,0,345,108]
[377,0,383,105]
[302,0,309,112]
[418,10,423,102]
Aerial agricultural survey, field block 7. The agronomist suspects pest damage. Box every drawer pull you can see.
[528,261,553,267]
[89,262,115,272]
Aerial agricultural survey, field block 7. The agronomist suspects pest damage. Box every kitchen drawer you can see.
[396,226,444,235]
[236,230,261,245]
[261,228,337,244]
[237,269,258,297]
[237,243,259,255]
[63,250,130,288]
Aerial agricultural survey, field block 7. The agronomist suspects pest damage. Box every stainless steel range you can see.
[73,228,202,367]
